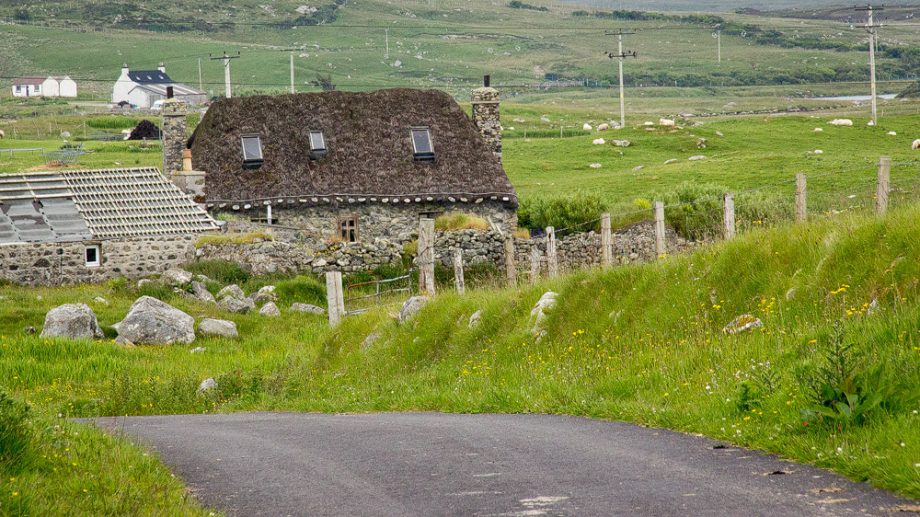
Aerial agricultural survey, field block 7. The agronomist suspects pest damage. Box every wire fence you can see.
[343,271,415,315]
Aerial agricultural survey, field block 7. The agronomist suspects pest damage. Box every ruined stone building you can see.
[0,168,218,285]
[166,80,516,243]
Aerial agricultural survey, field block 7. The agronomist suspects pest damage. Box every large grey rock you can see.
[191,281,216,304]
[115,296,195,345]
[722,314,763,335]
[198,318,239,338]
[216,284,246,301]
[41,304,103,340]
[291,303,325,315]
[252,285,278,305]
[162,268,193,286]
[399,296,429,324]
[259,302,281,317]
[529,291,558,339]
[197,378,217,394]
[219,296,255,314]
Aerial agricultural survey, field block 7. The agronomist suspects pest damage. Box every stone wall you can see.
[0,235,197,286]
[216,201,517,245]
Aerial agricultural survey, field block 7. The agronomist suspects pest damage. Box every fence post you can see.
[876,156,891,216]
[418,218,436,295]
[504,236,517,287]
[600,212,612,267]
[325,271,345,327]
[723,192,735,240]
[453,249,465,295]
[654,201,666,257]
[795,173,807,223]
[546,226,558,278]
[530,245,541,285]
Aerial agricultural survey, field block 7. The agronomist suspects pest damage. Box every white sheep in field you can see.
[592,138,606,145]
[583,123,593,131]
[0,129,4,139]
[597,123,610,132]
[829,119,853,126]
[912,139,920,150]
[658,118,676,127]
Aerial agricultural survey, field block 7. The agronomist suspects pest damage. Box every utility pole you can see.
[605,30,637,129]
[290,52,296,94]
[385,28,390,60]
[856,4,883,126]
[197,58,203,91]
[209,51,240,98]
[713,27,722,64]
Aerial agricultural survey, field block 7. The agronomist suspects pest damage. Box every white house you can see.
[112,63,206,108]
[11,76,77,98]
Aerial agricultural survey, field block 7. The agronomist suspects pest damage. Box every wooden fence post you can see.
[418,218,436,295]
[504,236,517,287]
[600,212,612,267]
[325,271,345,327]
[546,226,558,278]
[876,156,891,216]
[795,173,807,223]
[530,246,541,285]
[723,192,735,240]
[654,201,666,257]
[453,249,465,295]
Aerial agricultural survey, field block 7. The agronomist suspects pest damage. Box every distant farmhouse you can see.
[168,81,515,243]
[0,168,218,286]
[112,63,207,108]
[11,76,77,98]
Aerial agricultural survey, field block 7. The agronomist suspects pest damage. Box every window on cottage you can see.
[85,245,101,267]
[309,130,327,159]
[14,85,21,93]
[411,127,435,161]
[339,217,358,243]
[241,134,264,169]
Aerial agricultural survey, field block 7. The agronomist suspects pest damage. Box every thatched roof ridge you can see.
[190,89,517,207]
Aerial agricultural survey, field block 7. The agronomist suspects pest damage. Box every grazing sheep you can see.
[887,131,897,136]
[592,138,605,145]
[611,139,631,148]
[643,121,655,126]
[814,128,824,132]
[688,155,706,161]
[812,149,824,155]
[583,123,593,131]
[0,129,4,139]
[596,123,610,132]
[829,119,853,126]
[658,118,676,127]
[913,139,920,150]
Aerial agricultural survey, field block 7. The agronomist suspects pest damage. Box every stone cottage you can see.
[164,79,516,243]
[0,168,218,286]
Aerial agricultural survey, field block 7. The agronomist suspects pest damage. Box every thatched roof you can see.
[190,89,517,208]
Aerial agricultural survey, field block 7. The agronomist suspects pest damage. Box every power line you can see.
[209,51,240,98]
[605,30,637,129]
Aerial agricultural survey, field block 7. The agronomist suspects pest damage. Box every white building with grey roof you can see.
[112,63,207,108]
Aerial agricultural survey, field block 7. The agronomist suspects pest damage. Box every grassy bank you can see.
[2,204,920,505]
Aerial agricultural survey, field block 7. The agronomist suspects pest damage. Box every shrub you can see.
[185,260,250,285]
[435,212,490,231]
[0,392,33,473]
[517,193,607,233]
[660,183,791,240]
[85,116,140,129]
[274,276,326,306]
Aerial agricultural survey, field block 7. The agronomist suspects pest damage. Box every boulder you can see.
[216,284,246,301]
[40,304,103,340]
[688,155,706,161]
[583,123,592,131]
[191,281,216,303]
[589,163,602,169]
[632,165,644,172]
[715,130,724,137]
[529,292,558,339]
[611,139,631,147]
[197,378,217,394]
[93,296,109,306]
[161,268,193,286]
[115,296,195,345]
[722,314,763,335]
[198,318,238,338]
[828,119,853,126]
[399,296,429,324]
[664,159,678,165]
[259,302,281,317]
[658,118,676,127]
[190,346,207,353]
[219,296,255,314]
[597,123,610,132]
[252,285,278,304]
[592,138,605,145]
[291,303,325,314]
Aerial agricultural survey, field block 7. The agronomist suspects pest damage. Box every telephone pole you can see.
[290,53,296,94]
[385,28,390,59]
[856,5,883,125]
[605,30,637,129]
[713,27,722,64]
[197,58,203,91]
[209,51,240,98]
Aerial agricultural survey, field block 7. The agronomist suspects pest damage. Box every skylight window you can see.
[309,130,327,159]
[411,127,435,161]
[241,134,264,169]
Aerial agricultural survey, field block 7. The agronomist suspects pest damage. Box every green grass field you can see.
[2,203,920,514]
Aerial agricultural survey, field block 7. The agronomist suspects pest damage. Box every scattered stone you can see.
[658,118,676,127]
[664,158,679,165]
[216,284,246,301]
[399,296,429,324]
[161,268,193,286]
[529,291,558,339]
[468,310,482,329]
[190,346,207,353]
[114,335,135,347]
[583,123,592,131]
[596,123,610,132]
[643,121,654,126]
[813,127,823,132]
[115,296,195,345]
[361,332,381,351]
[259,302,281,317]
[611,139,631,147]
[592,138,605,145]
[589,163,602,169]
[291,303,325,314]
[252,285,278,304]
[696,138,707,149]
[198,318,239,338]
[40,303,104,340]
[632,165,644,172]
[197,378,217,394]
[137,278,153,288]
[688,155,706,161]
[191,281,216,303]
[194,274,212,283]
[93,296,108,306]
[886,131,897,136]
[219,296,255,314]
[828,119,853,127]
[722,314,763,335]
[812,149,824,155]
[715,130,724,137]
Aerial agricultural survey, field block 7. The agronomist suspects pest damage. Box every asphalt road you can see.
[90,412,912,516]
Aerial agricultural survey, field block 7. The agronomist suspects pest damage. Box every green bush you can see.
[185,260,251,285]
[85,116,140,129]
[517,193,607,233]
[660,183,791,240]
[0,391,33,473]
[273,276,326,306]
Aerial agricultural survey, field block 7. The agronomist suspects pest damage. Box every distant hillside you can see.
[738,5,920,23]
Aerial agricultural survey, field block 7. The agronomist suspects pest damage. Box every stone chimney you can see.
[161,93,187,175]
[471,74,501,160]
[158,62,166,73]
